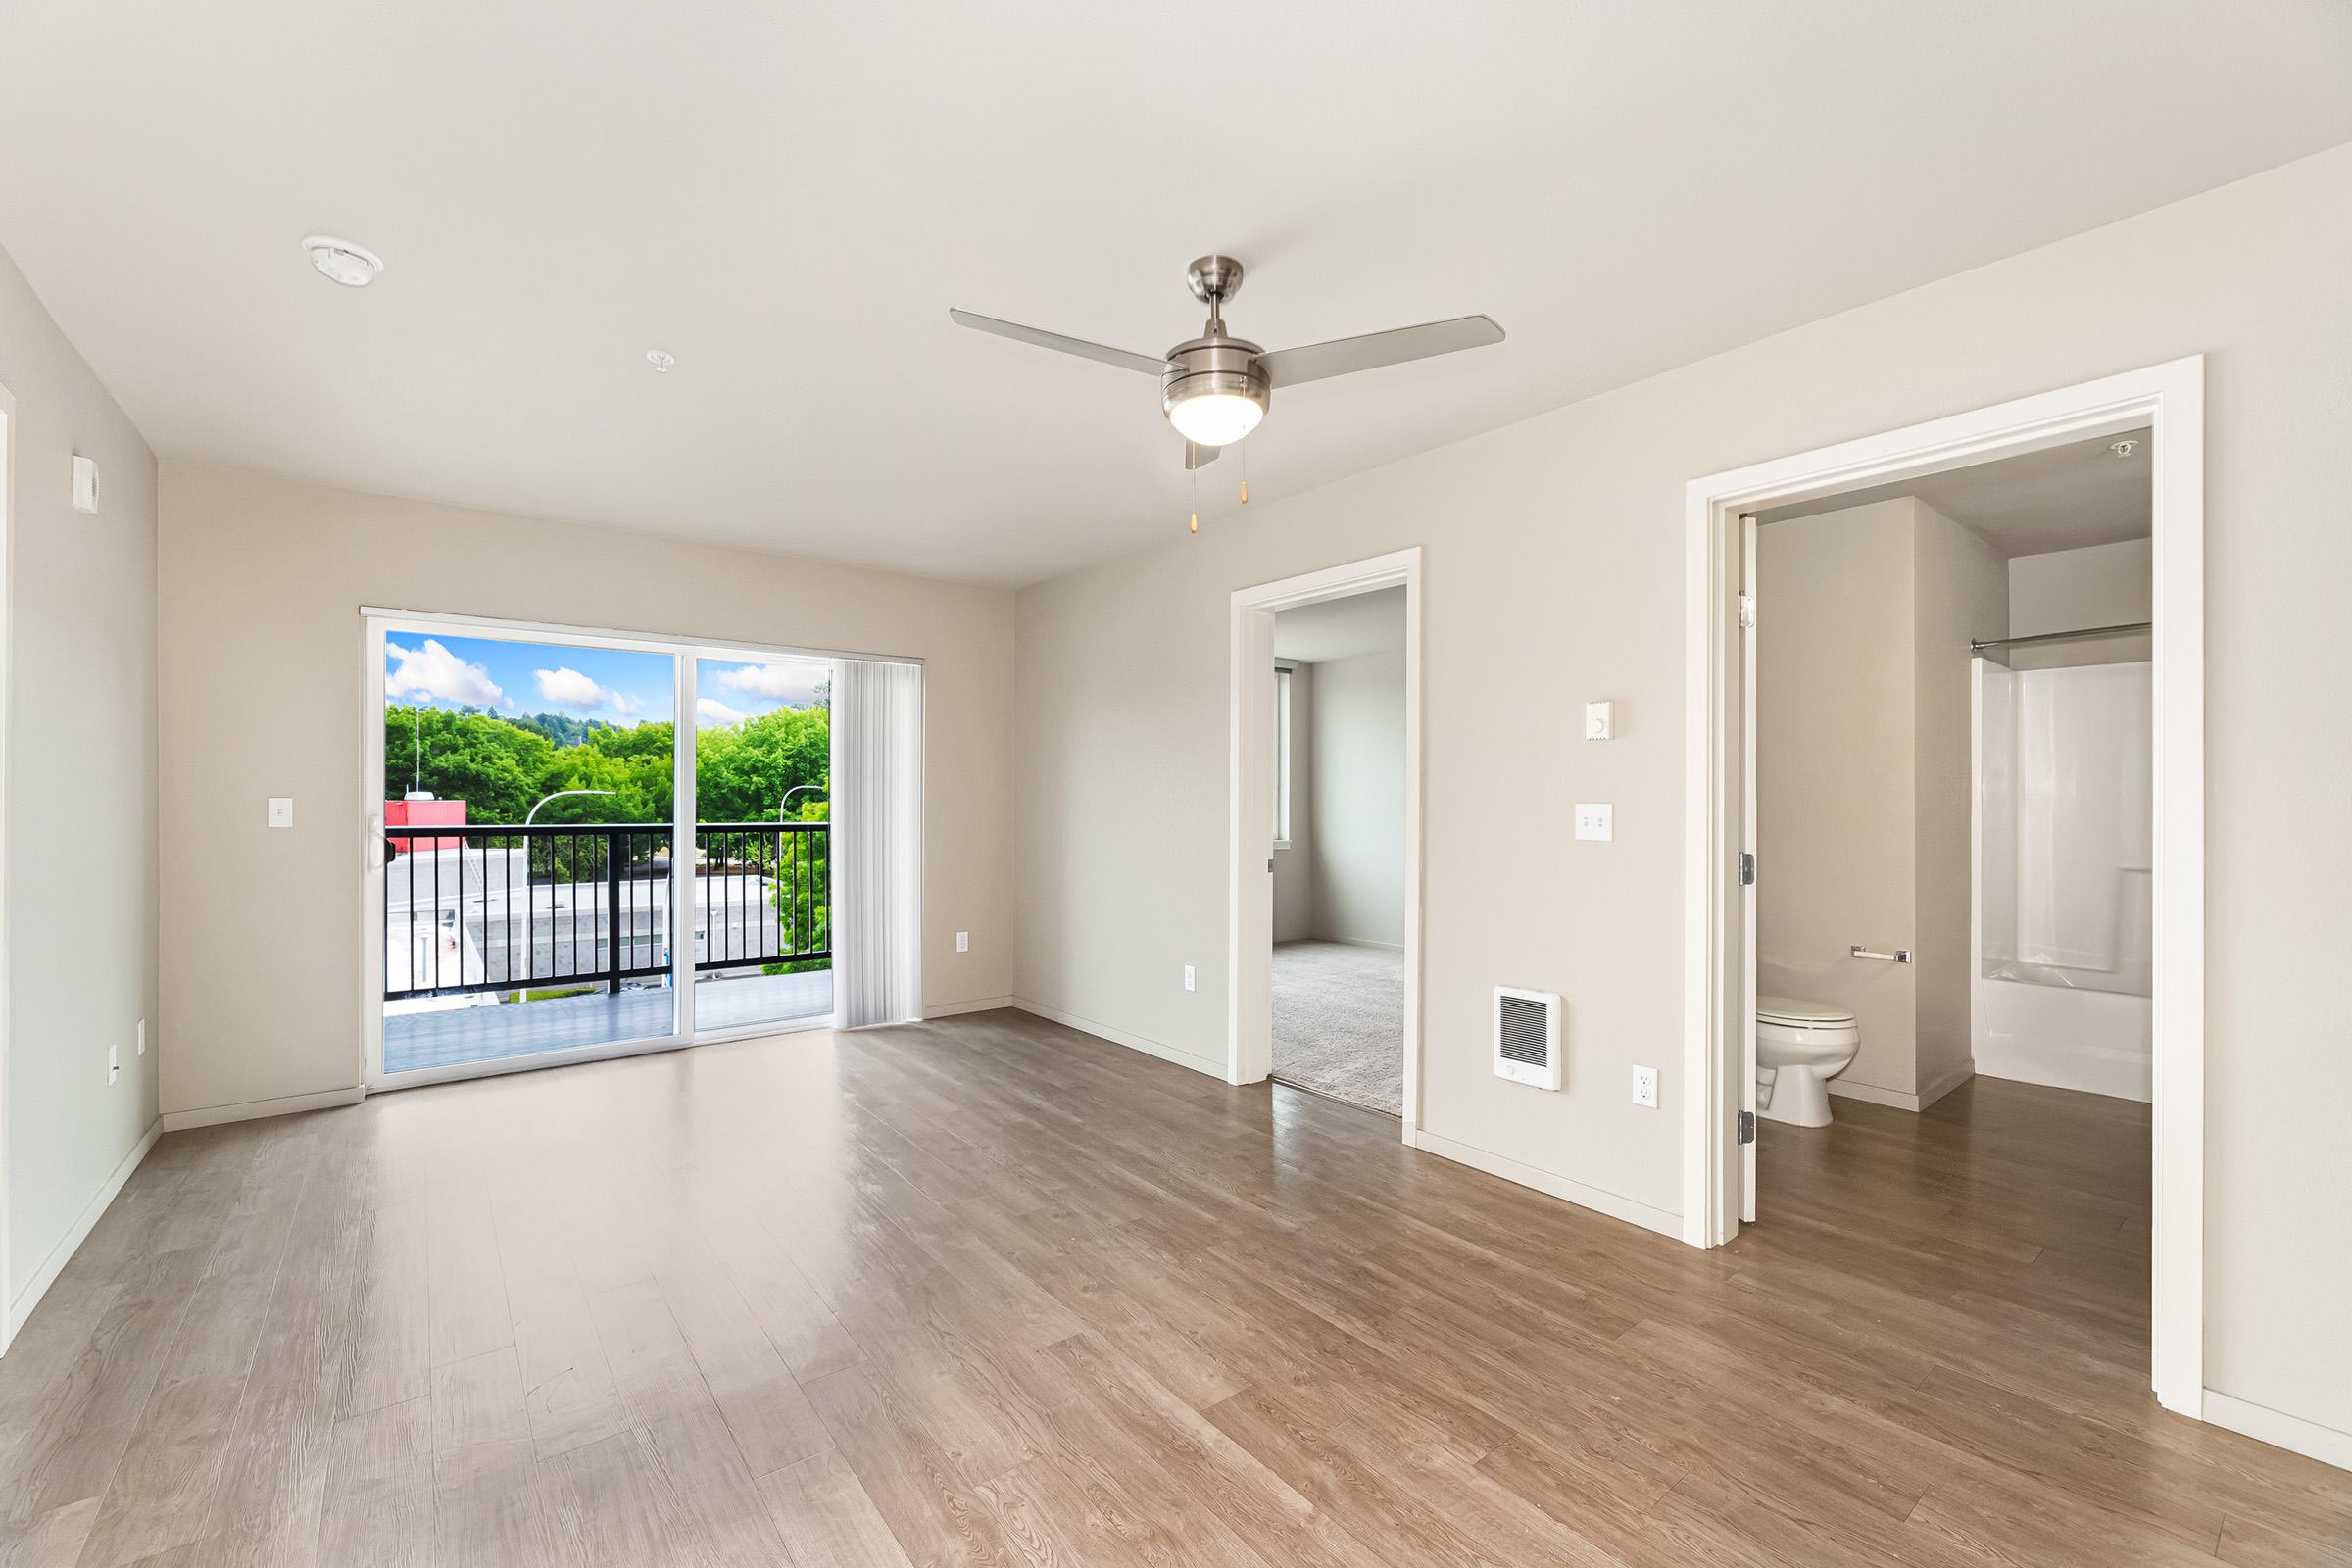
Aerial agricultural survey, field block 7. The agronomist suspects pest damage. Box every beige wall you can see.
[1756,501,1920,1096]
[1757,497,2003,1104]
[1911,502,2009,1098]
[2008,537,2152,668]
[1013,143,2352,1437]
[158,463,1016,1125]
[0,245,160,1311]
[1307,651,1406,948]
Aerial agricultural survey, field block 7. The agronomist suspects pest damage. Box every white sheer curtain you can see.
[832,658,923,1028]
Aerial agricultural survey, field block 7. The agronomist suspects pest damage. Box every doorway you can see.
[1268,587,1407,1115]
[362,611,846,1089]
[1228,549,1423,1138]
[1683,357,2205,1417]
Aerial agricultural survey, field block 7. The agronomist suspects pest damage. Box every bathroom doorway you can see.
[1683,359,2205,1417]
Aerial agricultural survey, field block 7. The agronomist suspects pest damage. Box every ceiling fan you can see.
[950,255,1504,471]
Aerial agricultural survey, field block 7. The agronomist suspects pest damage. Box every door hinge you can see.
[1736,594,1756,629]
[1738,851,1755,887]
[1266,858,1274,873]
[1737,1110,1756,1145]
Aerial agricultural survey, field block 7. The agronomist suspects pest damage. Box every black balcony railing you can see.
[382,821,830,1001]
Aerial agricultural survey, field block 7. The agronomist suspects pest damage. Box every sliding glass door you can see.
[364,615,837,1088]
[689,656,835,1036]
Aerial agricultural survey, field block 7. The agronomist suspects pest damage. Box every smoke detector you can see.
[303,235,383,288]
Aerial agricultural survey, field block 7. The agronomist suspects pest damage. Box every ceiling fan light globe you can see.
[1166,390,1264,448]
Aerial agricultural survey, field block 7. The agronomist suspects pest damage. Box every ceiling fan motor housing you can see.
[1160,333,1271,428]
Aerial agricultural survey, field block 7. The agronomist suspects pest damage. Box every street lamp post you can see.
[524,788,615,825]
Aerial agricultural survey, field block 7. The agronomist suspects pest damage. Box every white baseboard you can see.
[160,1085,363,1132]
[923,995,1014,1019]
[1010,998,1227,1080]
[1829,1067,1973,1113]
[1410,1129,1682,1241]
[1828,1078,1927,1112]
[6,1118,161,1348]
[2203,1390,2352,1473]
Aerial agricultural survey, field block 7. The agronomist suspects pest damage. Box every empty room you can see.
[2,6,2349,1566]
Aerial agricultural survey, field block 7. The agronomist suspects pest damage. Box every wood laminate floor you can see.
[1,1010,2343,1567]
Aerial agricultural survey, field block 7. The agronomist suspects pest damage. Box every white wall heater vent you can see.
[1494,986,1562,1090]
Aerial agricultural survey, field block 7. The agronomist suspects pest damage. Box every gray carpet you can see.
[1272,940,1403,1117]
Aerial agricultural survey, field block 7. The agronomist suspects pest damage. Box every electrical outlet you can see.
[137,1018,146,1055]
[1183,964,1196,992]
[1574,803,1613,842]
[1631,1064,1658,1108]
[109,1043,121,1084]
[956,931,970,953]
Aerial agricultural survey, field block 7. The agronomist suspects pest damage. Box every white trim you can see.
[2202,1392,2352,1474]
[1229,548,1424,1141]
[1411,1131,1682,1241]
[1011,998,1228,1079]
[1825,1062,1974,1114]
[162,1087,363,1131]
[0,382,14,1348]
[690,1014,834,1047]
[923,995,1013,1019]
[359,605,921,668]
[5,1119,159,1342]
[1681,356,2205,1418]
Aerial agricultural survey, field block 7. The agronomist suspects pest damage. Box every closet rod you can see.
[1971,620,2150,654]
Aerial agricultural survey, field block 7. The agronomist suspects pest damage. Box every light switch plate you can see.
[1632,1064,1659,1108]
[956,931,970,953]
[1585,701,1613,741]
[267,798,294,828]
[1574,803,1613,841]
[1183,964,1197,992]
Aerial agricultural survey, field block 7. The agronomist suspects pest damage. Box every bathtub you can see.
[1974,959,2151,1102]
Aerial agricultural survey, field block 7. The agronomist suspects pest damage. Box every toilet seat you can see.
[1757,996,1857,1030]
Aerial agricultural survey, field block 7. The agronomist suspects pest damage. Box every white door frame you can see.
[359,607,873,1091]
[1680,356,2205,1416]
[1228,547,1424,1140]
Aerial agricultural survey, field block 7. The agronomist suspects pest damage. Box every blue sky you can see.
[381,631,827,728]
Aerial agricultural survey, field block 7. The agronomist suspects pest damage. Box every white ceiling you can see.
[1757,427,2153,557]
[3,5,2346,586]
[1276,586,1406,662]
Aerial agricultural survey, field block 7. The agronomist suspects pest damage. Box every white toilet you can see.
[1756,996,1861,1127]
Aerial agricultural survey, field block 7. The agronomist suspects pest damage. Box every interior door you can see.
[1740,513,1760,1224]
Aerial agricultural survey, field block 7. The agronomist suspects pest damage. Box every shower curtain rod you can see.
[1971,620,2151,654]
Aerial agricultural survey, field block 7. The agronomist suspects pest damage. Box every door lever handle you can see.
[1850,945,1913,963]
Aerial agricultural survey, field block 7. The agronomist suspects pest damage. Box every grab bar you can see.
[1850,945,1913,963]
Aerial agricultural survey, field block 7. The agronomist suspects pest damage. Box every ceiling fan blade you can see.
[948,309,1171,376]
[1253,315,1504,388]
[1185,440,1221,471]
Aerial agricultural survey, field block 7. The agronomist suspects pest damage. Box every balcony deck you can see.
[383,968,832,1075]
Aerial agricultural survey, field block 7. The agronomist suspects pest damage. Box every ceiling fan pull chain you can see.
[1190,463,1200,535]
[1240,443,1250,505]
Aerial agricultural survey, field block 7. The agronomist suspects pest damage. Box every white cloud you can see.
[713,662,828,706]
[533,667,646,720]
[533,666,606,708]
[386,639,507,708]
[696,697,748,729]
